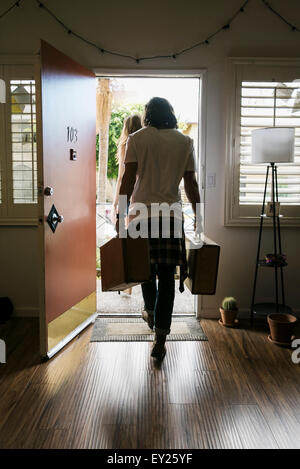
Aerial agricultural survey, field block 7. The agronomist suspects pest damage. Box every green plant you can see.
[221,297,238,311]
[96,104,144,179]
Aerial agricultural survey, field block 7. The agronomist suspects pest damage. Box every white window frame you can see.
[0,57,40,226]
[225,57,300,227]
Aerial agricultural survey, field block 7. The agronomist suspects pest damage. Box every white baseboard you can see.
[14,307,39,318]
[199,307,300,319]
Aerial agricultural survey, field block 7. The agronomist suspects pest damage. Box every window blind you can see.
[239,81,300,205]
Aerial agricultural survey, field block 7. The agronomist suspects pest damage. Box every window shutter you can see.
[239,81,300,206]
[10,79,37,205]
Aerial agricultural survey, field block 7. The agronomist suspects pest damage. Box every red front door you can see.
[38,41,96,357]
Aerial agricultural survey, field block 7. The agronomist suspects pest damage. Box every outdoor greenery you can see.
[96,103,144,179]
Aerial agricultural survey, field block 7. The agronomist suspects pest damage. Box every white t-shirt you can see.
[124,126,196,219]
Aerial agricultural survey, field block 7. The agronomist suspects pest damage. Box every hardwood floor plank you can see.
[168,404,244,449]
[258,404,300,449]
[167,370,223,405]
[164,340,217,372]
[25,429,70,450]
[0,317,300,448]
[228,405,278,449]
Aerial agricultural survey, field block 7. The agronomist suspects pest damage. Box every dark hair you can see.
[143,97,177,129]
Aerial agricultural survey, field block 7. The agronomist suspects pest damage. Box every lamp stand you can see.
[250,162,287,325]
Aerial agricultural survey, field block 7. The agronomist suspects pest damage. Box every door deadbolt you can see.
[44,186,54,196]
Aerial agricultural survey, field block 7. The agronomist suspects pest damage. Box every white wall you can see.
[0,0,300,316]
[0,227,39,316]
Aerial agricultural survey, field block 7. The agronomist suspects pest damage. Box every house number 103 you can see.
[67,126,78,143]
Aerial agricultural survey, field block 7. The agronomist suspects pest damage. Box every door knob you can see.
[47,204,64,233]
[44,186,54,196]
[52,213,64,223]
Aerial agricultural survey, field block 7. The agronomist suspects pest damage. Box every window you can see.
[0,78,5,103]
[0,65,38,223]
[10,80,37,204]
[240,81,300,205]
[225,59,300,226]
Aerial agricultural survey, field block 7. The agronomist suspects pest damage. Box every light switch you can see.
[207,172,216,188]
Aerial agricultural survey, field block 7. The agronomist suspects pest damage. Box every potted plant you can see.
[267,313,297,346]
[219,297,238,327]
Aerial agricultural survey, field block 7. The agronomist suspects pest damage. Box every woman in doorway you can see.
[117,97,201,361]
[111,114,142,225]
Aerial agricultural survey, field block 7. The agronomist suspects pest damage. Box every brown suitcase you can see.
[100,236,151,291]
[184,234,220,295]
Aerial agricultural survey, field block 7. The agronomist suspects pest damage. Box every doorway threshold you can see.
[96,313,195,318]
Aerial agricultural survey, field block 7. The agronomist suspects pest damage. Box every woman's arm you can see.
[112,146,126,208]
[119,162,138,203]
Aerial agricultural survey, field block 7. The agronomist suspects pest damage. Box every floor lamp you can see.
[250,127,295,324]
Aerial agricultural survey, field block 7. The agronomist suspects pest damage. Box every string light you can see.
[0,0,24,20]
[32,0,250,63]
[261,0,300,33]
[1,0,299,63]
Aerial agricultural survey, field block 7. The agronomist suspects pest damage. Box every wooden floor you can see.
[0,315,300,449]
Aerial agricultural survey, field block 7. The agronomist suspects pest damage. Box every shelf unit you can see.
[250,163,292,324]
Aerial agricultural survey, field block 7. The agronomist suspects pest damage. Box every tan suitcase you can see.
[184,234,220,295]
[100,236,151,291]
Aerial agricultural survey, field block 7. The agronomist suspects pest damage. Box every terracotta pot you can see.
[267,313,297,344]
[219,307,238,326]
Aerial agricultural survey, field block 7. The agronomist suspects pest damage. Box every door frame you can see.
[94,68,207,319]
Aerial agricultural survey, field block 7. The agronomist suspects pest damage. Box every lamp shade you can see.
[251,127,295,164]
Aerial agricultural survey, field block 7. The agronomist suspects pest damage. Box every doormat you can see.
[90,317,207,342]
